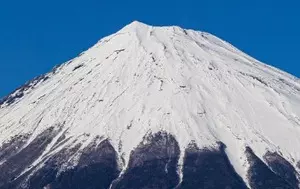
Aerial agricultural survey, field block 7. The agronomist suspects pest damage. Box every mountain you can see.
[1,21,300,189]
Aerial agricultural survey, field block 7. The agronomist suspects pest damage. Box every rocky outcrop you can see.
[111,132,180,189]
[246,147,296,189]
[177,142,247,189]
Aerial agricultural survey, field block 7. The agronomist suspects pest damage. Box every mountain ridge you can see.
[0,21,300,188]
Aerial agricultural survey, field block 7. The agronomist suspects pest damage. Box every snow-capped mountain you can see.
[1,21,300,189]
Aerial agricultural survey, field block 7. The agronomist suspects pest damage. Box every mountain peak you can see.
[129,20,148,26]
[1,21,300,188]
[119,20,150,32]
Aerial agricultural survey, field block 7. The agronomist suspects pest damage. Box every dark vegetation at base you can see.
[0,135,29,161]
[25,145,82,189]
[177,142,248,189]
[111,132,180,189]
[0,128,57,188]
[264,151,299,188]
[27,139,120,189]
[51,163,118,189]
[1,131,300,189]
[245,147,295,189]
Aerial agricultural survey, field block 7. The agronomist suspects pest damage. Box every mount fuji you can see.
[1,21,300,189]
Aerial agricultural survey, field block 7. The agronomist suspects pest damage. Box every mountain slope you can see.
[1,21,300,189]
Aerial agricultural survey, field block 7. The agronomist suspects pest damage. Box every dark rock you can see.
[245,147,294,189]
[264,151,299,187]
[0,134,29,161]
[177,142,248,189]
[114,49,125,54]
[25,144,82,188]
[0,127,58,188]
[22,138,120,189]
[50,139,120,189]
[0,74,50,107]
[112,132,181,189]
[2,131,299,189]
[72,64,84,71]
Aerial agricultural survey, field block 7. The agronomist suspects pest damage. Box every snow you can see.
[1,21,300,184]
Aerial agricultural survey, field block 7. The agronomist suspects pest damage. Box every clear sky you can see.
[0,0,299,98]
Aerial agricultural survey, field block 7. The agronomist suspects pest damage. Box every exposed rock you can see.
[245,147,294,189]
[178,142,247,189]
[0,128,58,188]
[264,151,299,187]
[29,138,120,189]
[112,132,180,189]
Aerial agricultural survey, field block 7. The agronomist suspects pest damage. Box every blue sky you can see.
[0,0,299,97]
